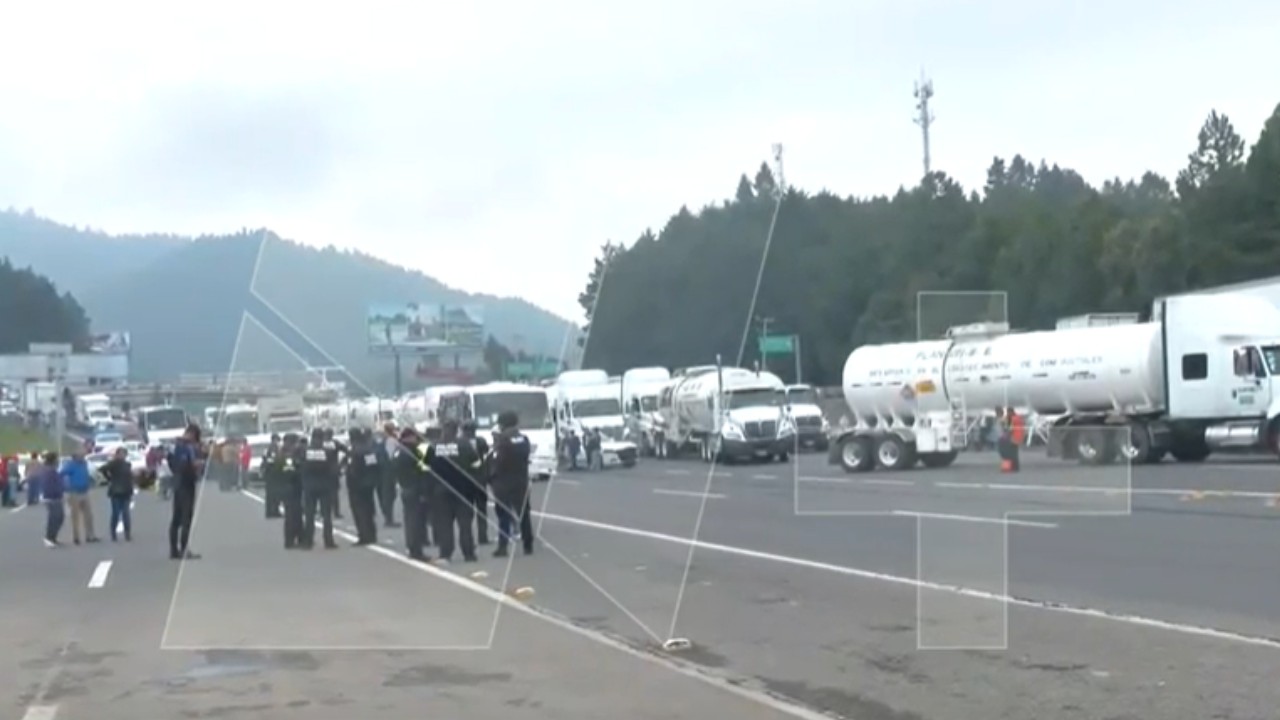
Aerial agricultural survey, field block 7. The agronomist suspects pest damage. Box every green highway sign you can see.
[506,361,560,379]
[758,335,795,354]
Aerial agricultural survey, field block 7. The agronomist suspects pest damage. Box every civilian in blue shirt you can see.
[41,453,65,547]
[168,424,204,560]
[61,452,99,545]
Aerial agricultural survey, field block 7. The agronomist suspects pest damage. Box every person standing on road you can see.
[61,452,98,545]
[377,422,400,528]
[40,452,65,547]
[461,420,490,545]
[425,420,478,564]
[395,427,434,562]
[300,429,338,550]
[345,428,379,546]
[281,434,305,549]
[167,424,204,560]
[323,428,345,520]
[491,411,534,558]
[101,446,134,542]
[262,434,283,519]
[25,451,42,506]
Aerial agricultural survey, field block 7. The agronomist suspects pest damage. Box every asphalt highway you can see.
[4,448,1280,719]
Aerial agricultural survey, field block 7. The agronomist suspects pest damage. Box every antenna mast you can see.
[913,71,935,177]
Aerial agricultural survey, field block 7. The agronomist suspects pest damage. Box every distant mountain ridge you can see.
[0,210,575,388]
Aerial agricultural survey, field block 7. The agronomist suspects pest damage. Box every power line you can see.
[913,71,935,178]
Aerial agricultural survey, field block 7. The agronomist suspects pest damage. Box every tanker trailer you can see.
[828,293,1280,472]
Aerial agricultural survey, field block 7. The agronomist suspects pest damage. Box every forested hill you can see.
[0,257,90,354]
[579,104,1280,385]
[0,213,574,381]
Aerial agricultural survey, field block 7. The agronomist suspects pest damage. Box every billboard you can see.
[367,302,485,355]
[89,331,131,354]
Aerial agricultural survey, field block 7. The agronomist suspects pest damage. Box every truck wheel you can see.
[838,436,875,473]
[875,435,914,471]
[1075,428,1116,466]
[920,451,958,468]
[1119,422,1154,464]
[1171,442,1210,463]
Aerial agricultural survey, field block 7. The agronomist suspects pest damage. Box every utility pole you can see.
[756,315,773,371]
[771,143,786,199]
[913,71,935,178]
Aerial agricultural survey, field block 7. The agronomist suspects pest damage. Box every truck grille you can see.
[796,416,823,429]
[744,421,777,439]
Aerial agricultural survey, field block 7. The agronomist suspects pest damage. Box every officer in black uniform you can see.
[323,428,345,519]
[425,420,479,563]
[346,427,379,546]
[262,433,283,519]
[395,427,434,561]
[461,420,490,545]
[301,429,339,549]
[281,434,305,548]
[491,411,534,557]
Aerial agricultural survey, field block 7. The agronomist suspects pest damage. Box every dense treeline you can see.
[0,258,92,353]
[579,104,1280,385]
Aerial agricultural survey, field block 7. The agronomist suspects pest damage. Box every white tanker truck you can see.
[829,293,1280,472]
[658,364,796,462]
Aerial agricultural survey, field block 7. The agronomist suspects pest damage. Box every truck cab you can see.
[551,383,638,469]
[783,384,829,451]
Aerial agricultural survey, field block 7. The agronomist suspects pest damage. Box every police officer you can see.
[281,434,305,549]
[491,411,534,557]
[377,422,400,528]
[425,420,478,563]
[262,433,283,519]
[395,427,434,561]
[323,428,345,519]
[461,420,490,545]
[301,429,339,550]
[346,427,379,546]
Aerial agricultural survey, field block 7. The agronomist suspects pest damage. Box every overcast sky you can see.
[1,1,1277,323]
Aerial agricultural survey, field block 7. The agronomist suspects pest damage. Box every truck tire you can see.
[1171,442,1210,463]
[1119,422,1155,464]
[920,451,958,468]
[875,435,915,471]
[1075,427,1117,466]
[838,436,875,473]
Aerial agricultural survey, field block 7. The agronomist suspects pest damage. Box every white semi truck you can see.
[658,364,796,463]
[620,366,671,456]
[257,395,307,437]
[829,293,1280,472]
[437,381,560,481]
[549,375,639,469]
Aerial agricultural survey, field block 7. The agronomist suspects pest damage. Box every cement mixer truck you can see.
[829,293,1280,472]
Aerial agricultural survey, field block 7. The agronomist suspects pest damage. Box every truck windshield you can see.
[223,411,260,436]
[639,395,659,412]
[1262,346,1280,375]
[473,392,552,429]
[571,398,621,418]
[727,389,783,409]
[785,387,819,405]
[143,408,186,430]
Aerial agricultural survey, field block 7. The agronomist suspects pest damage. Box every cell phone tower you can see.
[913,71,935,178]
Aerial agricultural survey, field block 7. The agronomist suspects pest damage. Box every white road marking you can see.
[890,510,1057,528]
[751,474,777,480]
[653,489,727,500]
[862,478,916,487]
[21,706,58,720]
[9,503,26,513]
[236,490,833,720]
[529,510,1280,649]
[933,481,1277,499]
[87,561,113,589]
[796,475,853,484]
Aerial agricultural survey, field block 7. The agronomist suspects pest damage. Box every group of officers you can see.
[254,411,536,563]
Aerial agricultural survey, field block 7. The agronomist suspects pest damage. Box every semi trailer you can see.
[829,293,1280,472]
